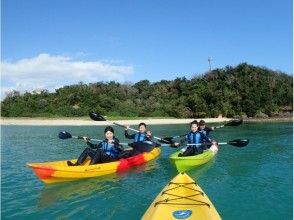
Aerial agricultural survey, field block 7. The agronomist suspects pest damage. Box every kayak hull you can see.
[170,147,217,172]
[27,147,160,184]
[141,172,221,220]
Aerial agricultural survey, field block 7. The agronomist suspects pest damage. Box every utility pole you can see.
[208,57,212,71]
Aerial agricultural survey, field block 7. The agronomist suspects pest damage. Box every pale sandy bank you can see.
[0,117,231,126]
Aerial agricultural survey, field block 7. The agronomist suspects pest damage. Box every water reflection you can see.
[186,158,215,180]
[37,161,159,209]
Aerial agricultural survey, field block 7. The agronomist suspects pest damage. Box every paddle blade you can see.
[89,112,106,121]
[159,134,186,144]
[228,139,249,147]
[129,141,156,152]
[158,137,174,144]
[58,131,72,139]
[225,119,243,126]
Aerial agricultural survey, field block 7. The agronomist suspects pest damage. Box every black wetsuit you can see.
[69,137,123,165]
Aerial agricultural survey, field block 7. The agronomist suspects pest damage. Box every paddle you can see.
[186,139,249,147]
[58,131,159,152]
[89,112,172,144]
[159,118,243,143]
[58,131,130,146]
[59,131,102,142]
[214,118,243,129]
[158,134,186,144]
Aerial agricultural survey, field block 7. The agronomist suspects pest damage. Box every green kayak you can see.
[170,145,218,172]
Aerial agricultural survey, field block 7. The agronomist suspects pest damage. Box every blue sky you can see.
[1,0,293,97]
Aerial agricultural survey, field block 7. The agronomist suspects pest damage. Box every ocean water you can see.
[1,122,293,219]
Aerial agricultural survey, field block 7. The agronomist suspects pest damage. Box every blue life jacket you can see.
[134,132,148,142]
[200,128,211,138]
[199,129,212,144]
[187,131,201,147]
[100,141,120,157]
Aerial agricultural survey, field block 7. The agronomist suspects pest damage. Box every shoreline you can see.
[0,117,292,126]
[243,117,293,123]
[0,117,231,126]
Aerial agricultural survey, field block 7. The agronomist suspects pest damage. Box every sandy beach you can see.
[0,117,232,126]
[1,117,292,126]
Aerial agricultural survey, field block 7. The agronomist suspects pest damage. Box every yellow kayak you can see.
[27,147,160,184]
[141,172,221,220]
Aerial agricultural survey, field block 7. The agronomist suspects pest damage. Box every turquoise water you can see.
[1,122,293,219]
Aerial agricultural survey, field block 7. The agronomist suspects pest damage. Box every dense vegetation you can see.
[1,63,292,118]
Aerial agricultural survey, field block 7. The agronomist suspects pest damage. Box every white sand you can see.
[0,117,231,126]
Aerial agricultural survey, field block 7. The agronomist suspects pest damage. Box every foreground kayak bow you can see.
[142,172,221,220]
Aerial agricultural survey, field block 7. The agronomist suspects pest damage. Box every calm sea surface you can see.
[1,122,293,219]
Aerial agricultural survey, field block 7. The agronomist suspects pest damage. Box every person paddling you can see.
[198,119,215,149]
[179,120,218,157]
[198,120,215,139]
[125,122,152,142]
[124,122,157,153]
[178,120,203,157]
[67,126,123,166]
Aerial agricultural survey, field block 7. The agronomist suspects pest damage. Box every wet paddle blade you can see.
[225,119,243,126]
[130,141,156,152]
[158,137,174,144]
[58,131,72,139]
[228,139,249,147]
[89,112,106,121]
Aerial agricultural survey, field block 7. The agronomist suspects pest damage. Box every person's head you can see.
[199,120,206,130]
[104,126,114,140]
[190,120,198,132]
[138,122,147,133]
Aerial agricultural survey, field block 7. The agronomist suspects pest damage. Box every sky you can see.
[1,0,293,98]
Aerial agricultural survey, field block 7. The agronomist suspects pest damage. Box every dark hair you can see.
[199,120,205,125]
[190,120,198,126]
[138,122,147,128]
[104,126,114,134]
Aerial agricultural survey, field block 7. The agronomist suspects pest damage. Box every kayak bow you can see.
[170,145,218,172]
[142,172,221,220]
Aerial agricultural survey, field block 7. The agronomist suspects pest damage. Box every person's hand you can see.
[211,140,218,145]
[171,142,180,148]
[180,148,186,152]
[83,136,90,142]
[124,125,130,131]
[112,138,119,144]
[146,131,152,137]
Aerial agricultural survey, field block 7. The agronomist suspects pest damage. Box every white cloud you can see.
[1,53,134,99]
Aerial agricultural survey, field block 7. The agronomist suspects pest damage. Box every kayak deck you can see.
[27,147,161,184]
[142,172,221,220]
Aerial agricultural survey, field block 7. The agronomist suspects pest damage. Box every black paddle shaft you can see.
[89,112,172,144]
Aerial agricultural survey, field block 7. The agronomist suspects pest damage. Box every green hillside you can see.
[1,63,292,118]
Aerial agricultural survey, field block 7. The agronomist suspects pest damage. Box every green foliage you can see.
[1,63,292,118]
